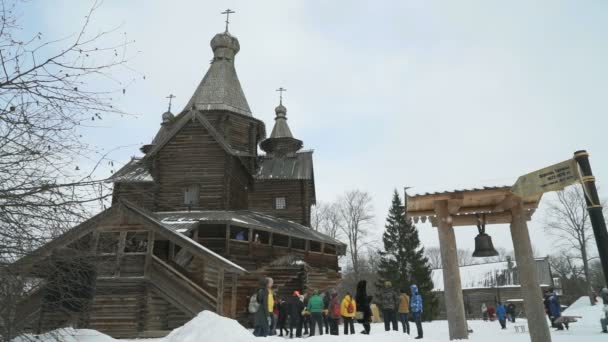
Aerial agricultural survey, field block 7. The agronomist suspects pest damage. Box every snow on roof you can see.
[407,178,517,197]
[432,258,552,291]
[432,260,515,291]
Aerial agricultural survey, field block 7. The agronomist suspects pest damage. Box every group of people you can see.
[481,302,516,329]
[250,278,424,339]
[376,281,424,339]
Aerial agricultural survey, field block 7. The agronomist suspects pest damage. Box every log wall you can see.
[154,120,227,211]
[249,179,313,226]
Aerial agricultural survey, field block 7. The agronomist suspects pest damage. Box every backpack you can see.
[347,300,354,314]
[248,292,260,313]
[602,291,608,305]
[331,301,341,318]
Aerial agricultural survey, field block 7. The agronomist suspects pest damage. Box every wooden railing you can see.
[149,255,217,313]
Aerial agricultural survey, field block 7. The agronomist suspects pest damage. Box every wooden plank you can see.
[231,274,238,318]
[151,255,216,301]
[216,268,224,315]
[225,224,231,255]
[90,231,100,253]
[168,242,175,261]
[144,231,155,277]
[115,232,127,277]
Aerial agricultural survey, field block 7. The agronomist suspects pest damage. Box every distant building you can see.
[431,257,555,319]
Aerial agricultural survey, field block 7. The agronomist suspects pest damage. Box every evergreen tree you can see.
[376,190,438,320]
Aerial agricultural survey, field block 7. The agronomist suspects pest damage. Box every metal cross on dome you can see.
[166,94,176,112]
[221,9,235,32]
[276,87,287,105]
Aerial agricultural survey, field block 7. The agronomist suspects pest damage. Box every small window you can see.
[275,197,286,210]
[184,184,200,206]
[124,232,148,253]
[310,241,322,253]
[97,232,120,254]
[291,238,306,250]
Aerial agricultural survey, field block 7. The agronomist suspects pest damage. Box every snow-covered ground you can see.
[16,297,605,342]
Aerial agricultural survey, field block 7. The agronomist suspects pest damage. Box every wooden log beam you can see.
[408,202,538,218]
[429,210,533,227]
[434,200,468,340]
[447,199,463,214]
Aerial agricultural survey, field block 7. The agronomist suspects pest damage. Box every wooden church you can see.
[11,24,345,338]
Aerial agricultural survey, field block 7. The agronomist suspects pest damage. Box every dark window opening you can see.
[324,244,337,255]
[274,197,286,210]
[198,224,226,238]
[231,228,249,242]
[253,230,270,244]
[310,241,322,253]
[124,232,148,253]
[273,234,289,247]
[291,238,306,250]
[97,232,120,254]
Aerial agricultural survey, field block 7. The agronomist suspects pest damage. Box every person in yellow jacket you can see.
[398,289,410,334]
[341,292,357,335]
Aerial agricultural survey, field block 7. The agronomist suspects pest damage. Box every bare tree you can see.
[544,187,596,302]
[311,202,342,239]
[0,0,133,262]
[425,247,442,269]
[0,0,133,339]
[338,190,374,275]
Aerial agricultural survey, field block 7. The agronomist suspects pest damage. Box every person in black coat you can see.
[323,291,331,334]
[506,303,516,323]
[355,280,373,335]
[277,298,289,336]
[287,291,305,338]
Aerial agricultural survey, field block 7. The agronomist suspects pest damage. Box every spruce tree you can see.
[376,190,438,320]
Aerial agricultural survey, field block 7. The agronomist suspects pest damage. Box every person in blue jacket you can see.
[410,284,423,339]
[496,302,507,329]
[548,289,565,330]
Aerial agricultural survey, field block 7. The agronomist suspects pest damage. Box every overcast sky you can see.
[24,1,608,257]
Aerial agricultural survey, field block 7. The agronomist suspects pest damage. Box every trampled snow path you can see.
[17,297,606,342]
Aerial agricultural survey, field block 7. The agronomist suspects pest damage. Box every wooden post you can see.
[574,150,608,285]
[144,231,155,277]
[321,242,325,254]
[434,200,468,340]
[115,232,127,277]
[248,228,253,254]
[217,268,225,315]
[231,274,238,318]
[90,231,100,253]
[168,242,175,261]
[225,224,231,255]
[510,200,551,342]
[192,227,199,241]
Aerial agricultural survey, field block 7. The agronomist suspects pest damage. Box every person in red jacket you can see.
[487,305,496,321]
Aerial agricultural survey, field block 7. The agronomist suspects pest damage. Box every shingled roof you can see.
[184,32,251,116]
[256,151,313,180]
[109,158,154,183]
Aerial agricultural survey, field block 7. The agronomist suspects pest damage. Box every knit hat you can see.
[385,281,392,288]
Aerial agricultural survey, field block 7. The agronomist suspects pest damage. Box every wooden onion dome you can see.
[260,103,303,157]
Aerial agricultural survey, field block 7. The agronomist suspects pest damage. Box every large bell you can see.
[472,233,499,257]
